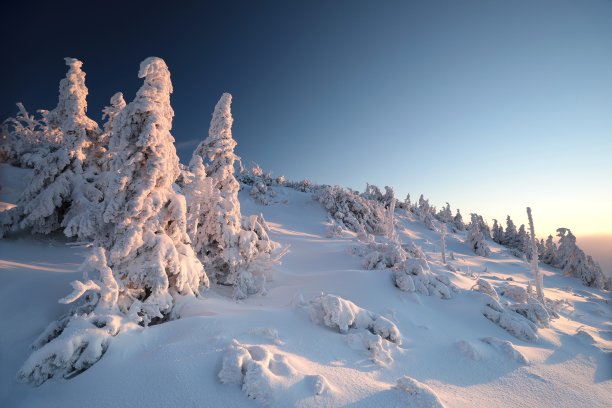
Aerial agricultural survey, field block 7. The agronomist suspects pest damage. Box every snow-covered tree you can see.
[1,58,103,239]
[189,93,242,284]
[526,207,544,302]
[98,57,208,322]
[397,193,411,211]
[467,213,491,257]
[437,202,453,224]
[541,235,556,265]
[516,224,529,253]
[453,209,465,231]
[554,228,605,289]
[503,216,518,247]
[189,93,282,296]
[100,92,126,151]
[415,194,436,230]
[492,219,504,244]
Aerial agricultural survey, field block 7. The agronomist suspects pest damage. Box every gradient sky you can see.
[1,0,611,239]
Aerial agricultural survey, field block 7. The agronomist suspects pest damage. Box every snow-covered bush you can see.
[1,103,62,167]
[308,294,401,344]
[395,376,445,408]
[314,185,386,235]
[1,58,103,239]
[471,279,498,300]
[187,93,283,297]
[480,337,528,364]
[498,284,528,303]
[508,298,550,328]
[482,297,539,342]
[18,248,136,385]
[466,214,491,257]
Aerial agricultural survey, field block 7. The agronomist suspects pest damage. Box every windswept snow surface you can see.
[1,164,610,407]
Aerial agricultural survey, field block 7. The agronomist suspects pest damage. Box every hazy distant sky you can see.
[1,0,611,239]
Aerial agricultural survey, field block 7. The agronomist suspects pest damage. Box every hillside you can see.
[0,163,610,408]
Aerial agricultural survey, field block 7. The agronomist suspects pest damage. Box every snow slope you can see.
[1,164,610,407]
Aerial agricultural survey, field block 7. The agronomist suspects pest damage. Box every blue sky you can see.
[1,0,611,237]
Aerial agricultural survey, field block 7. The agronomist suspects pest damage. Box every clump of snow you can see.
[481,337,529,364]
[395,376,445,408]
[308,294,401,344]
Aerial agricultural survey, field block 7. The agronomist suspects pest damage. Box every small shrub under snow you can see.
[395,376,445,408]
[308,294,401,344]
[481,337,528,364]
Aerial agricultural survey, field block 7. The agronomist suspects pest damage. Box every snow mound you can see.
[481,337,529,364]
[456,340,483,361]
[395,375,445,408]
[218,340,332,405]
[308,294,401,344]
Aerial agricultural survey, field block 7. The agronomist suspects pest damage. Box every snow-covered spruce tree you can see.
[503,215,518,247]
[453,209,465,231]
[100,92,126,152]
[541,235,557,265]
[526,207,544,302]
[189,93,281,296]
[415,194,436,230]
[516,224,529,255]
[1,58,103,239]
[467,213,491,257]
[397,193,411,211]
[492,219,504,244]
[554,228,605,289]
[437,202,453,224]
[476,215,491,240]
[99,57,208,320]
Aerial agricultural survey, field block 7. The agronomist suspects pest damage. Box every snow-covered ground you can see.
[1,164,610,407]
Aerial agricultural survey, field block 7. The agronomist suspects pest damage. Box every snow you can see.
[1,164,611,407]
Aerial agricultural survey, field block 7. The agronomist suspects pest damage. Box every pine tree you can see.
[554,228,605,288]
[437,202,453,223]
[189,93,282,296]
[1,58,103,239]
[99,57,208,322]
[467,213,491,257]
[542,235,556,265]
[517,224,529,254]
[453,209,465,231]
[492,219,504,243]
[503,215,518,247]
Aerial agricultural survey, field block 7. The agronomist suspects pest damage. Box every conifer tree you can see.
[1,58,103,239]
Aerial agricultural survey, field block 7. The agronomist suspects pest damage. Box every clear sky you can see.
[1,0,611,239]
